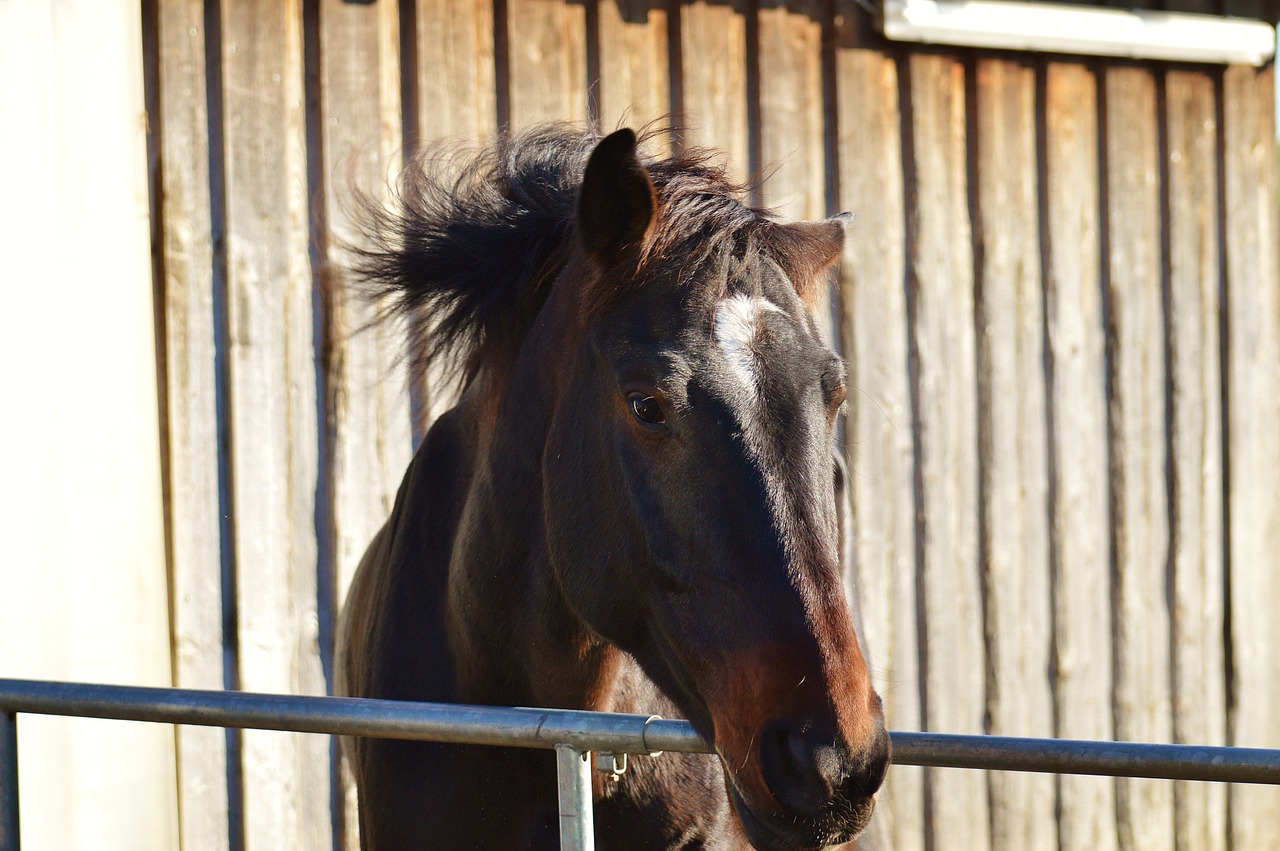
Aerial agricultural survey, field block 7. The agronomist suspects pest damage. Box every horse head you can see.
[539,129,890,849]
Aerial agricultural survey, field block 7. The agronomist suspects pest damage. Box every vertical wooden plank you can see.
[0,2,179,847]
[506,0,588,129]
[973,57,1055,851]
[832,5,921,847]
[756,0,832,345]
[679,0,749,184]
[905,52,987,851]
[414,0,498,434]
[416,0,497,142]
[1164,68,1226,851]
[319,0,412,666]
[319,2,413,848]
[220,2,331,849]
[1044,62,1118,851]
[155,0,231,848]
[597,0,671,151]
[757,0,824,221]
[1222,62,1280,851]
[1104,65,1174,851]
[0,9,75,847]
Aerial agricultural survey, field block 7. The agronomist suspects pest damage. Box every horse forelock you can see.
[349,122,834,411]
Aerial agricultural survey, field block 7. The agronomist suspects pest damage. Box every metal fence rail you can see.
[1,678,1278,850]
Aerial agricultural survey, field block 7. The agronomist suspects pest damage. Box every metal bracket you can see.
[594,751,627,782]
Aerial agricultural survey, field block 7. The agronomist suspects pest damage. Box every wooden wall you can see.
[1,1,178,848]
[141,0,1280,849]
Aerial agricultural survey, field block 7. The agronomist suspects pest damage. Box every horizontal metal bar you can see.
[0,679,694,755]
[890,732,1280,785]
[0,679,1278,784]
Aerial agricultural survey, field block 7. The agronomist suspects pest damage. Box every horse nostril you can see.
[758,722,841,818]
[849,724,891,799]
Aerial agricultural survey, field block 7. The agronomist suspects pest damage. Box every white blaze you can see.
[714,294,782,395]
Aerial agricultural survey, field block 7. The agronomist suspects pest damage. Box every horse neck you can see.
[445,286,623,712]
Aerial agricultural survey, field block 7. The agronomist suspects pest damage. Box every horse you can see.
[337,125,890,850]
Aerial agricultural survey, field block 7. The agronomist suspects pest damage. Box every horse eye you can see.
[627,393,666,428]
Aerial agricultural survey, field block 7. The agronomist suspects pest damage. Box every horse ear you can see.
[578,128,657,266]
[771,213,852,304]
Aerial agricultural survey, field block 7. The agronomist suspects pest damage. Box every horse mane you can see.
[351,123,777,389]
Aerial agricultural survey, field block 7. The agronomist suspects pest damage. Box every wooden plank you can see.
[757,0,825,222]
[154,0,230,848]
[0,10,76,849]
[414,0,498,435]
[1104,65,1174,851]
[220,2,331,848]
[506,0,588,129]
[1162,0,1220,11]
[1043,61,1118,851]
[904,52,987,851]
[973,57,1055,851]
[417,0,497,142]
[319,2,414,848]
[678,0,749,184]
[1163,68,1226,851]
[0,2,178,847]
[756,0,833,345]
[832,5,921,847]
[597,0,671,152]
[319,0,412,658]
[1222,62,1280,851]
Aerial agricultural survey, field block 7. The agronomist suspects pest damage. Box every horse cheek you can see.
[543,416,643,640]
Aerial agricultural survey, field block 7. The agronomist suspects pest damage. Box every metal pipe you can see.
[555,745,594,851]
[0,711,18,851]
[0,679,697,755]
[890,731,1280,784]
[1,678,1279,784]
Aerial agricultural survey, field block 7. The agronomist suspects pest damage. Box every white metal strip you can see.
[882,0,1277,66]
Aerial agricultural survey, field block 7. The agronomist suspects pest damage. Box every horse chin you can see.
[727,784,875,851]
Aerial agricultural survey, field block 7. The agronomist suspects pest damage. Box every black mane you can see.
[352,124,771,387]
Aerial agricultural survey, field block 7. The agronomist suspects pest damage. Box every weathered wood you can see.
[220,1,331,848]
[1043,61,1118,851]
[413,0,499,435]
[597,0,671,153]
[973,57,1055,851]
[757,0,832,344]
[416,0,497,142]
[0,2,178,848]
[757,0,825,222]
[678,0,749,183]
[832,5,921,847]
[1222,62,1280,851]
[1104,65,1174,851]
[1163,68,1227,851]
[1161,0,1224,12]
[319,0,412,649]
[1222,0,1270,22]
[506,0,588,128]
[154,1,231,849]
[125,5,1280,848]
[904,51,987,851]
[319,2,413,847]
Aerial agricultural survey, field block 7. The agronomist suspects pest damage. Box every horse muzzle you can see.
[726,716,891,850]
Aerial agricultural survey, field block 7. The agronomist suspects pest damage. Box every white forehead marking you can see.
[714,294,783,394]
